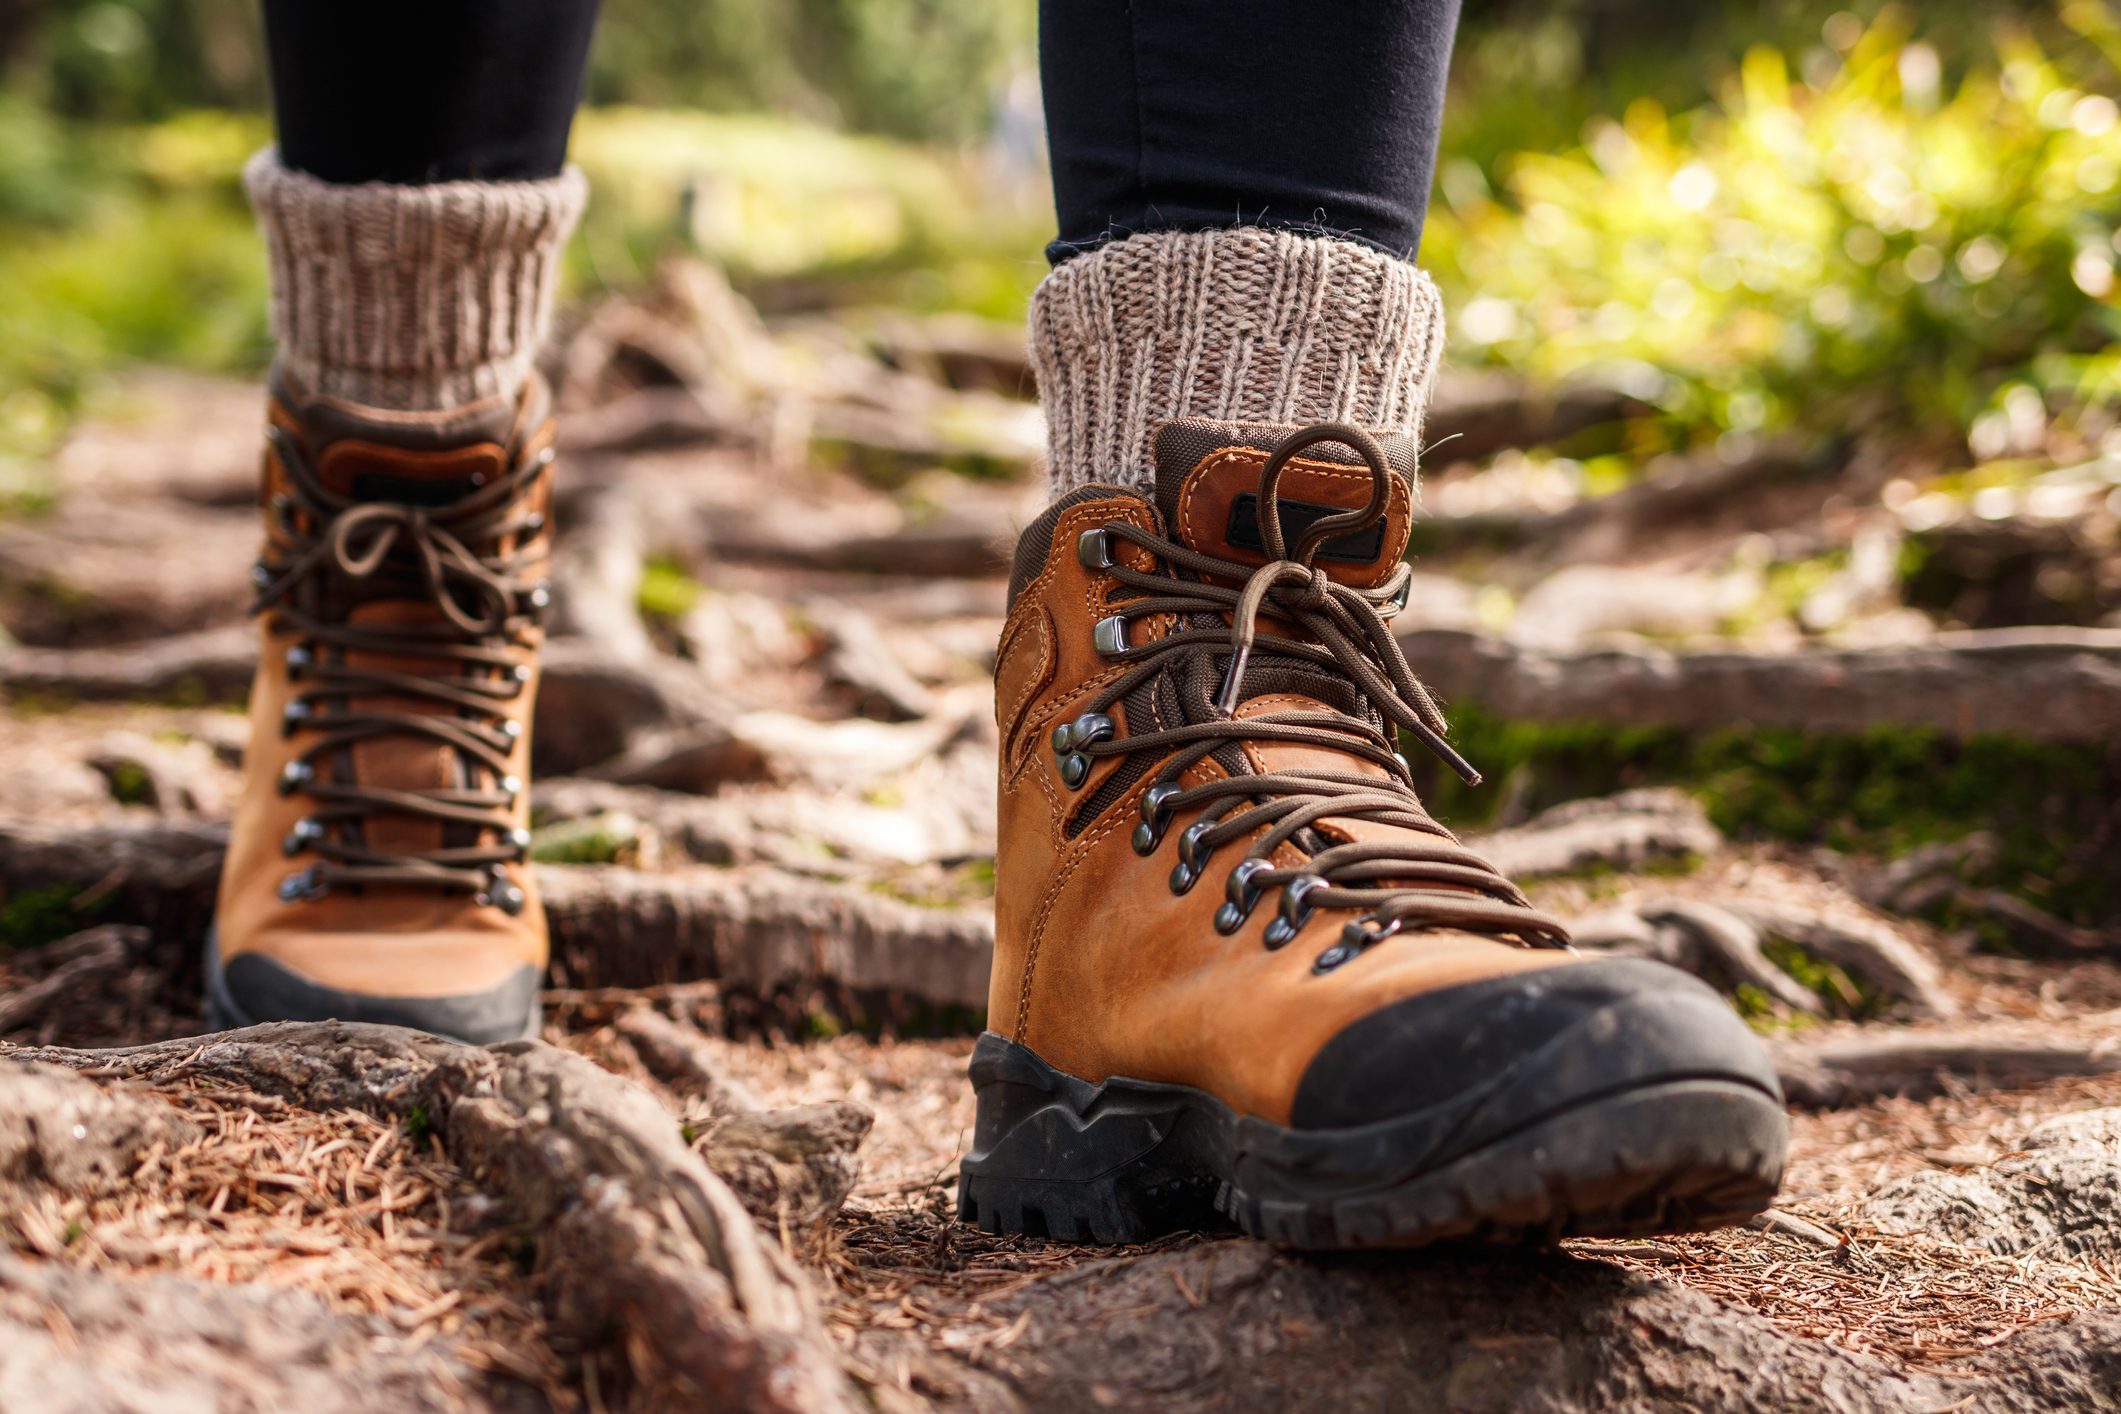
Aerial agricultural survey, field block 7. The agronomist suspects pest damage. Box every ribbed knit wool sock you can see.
[244,148,588,411]
[1026,227,1448,498]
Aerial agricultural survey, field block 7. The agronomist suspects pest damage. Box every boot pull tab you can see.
[1255,422,1393,568]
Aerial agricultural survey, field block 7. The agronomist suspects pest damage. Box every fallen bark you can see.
[1403,624,2121,741]
[12,1023,858,1412]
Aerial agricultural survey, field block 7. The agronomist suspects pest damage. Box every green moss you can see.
[635,556,703,627]
[1416,707,2120,927]
[0,884,99,950]
[1762,938,1877,1019]
[529,824,629,867]
[402,1102,432,1144]
[104,759,153,806]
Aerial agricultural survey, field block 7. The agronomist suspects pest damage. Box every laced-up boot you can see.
[207,369,556,1043]
[963,419,1788,1248]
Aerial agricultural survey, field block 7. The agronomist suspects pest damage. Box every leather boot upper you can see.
[991,418,1583,1125]
[213,369,556,1024]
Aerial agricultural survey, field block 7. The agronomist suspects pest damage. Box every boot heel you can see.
[955,1032,1229,1244]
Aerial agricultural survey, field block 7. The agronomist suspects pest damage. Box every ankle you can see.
[245,149,586,413]
[1027,227,1446,499]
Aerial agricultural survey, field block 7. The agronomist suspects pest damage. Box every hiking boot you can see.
[206,369,557,1044]
[962,419,1788,1248]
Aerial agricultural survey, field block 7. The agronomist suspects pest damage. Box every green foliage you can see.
[567,107,1045,318]
[1416,708,2120,926]
[402,1102,433,1144]
[1425,5,2121,455]
[589,0,1031,144]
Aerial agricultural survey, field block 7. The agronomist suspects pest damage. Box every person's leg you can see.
[970,2,1788,1249]
[245,0,599,411]
[1030,0,1460,495]
[211,3,600,1044]
[1040,0,1458,265]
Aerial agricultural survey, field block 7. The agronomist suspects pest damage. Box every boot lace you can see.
[251,425,554,910]
[1054,423,1570,971]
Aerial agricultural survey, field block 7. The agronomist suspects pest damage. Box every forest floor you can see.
[2,262,2119,1411]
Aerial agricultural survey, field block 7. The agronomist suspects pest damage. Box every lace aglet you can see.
[1213,645,1252,718]
[1409,722,1483,787]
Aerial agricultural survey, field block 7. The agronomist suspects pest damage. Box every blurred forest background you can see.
[5,8,2121,1398]
[1,0,2118,943]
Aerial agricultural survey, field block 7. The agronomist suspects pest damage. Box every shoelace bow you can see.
[1056,423,1571,971]
[251,425,554,909]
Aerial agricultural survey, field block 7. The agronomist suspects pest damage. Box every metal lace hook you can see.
[1255,422,1394,568]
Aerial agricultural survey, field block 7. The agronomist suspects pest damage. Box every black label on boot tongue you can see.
[349,471,485,506]
[1224,493,1388,565]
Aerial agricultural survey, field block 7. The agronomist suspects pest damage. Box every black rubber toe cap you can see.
[210,944,540,1045]
[1290,956,1782,1136]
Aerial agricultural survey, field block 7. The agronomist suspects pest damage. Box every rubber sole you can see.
[203,929,542,1044]
[956,1032,1787,1249]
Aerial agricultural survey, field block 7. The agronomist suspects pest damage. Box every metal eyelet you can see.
[507,827,533,851]
[277,866,327,903]
[524,512,547,533]
[1214,859,1276,935]
[281,701,313,736]
[1051,712,1114,791]
[500,774,523,799]
[281,817,323,857]
[251,562,274,590]
[1262,875,1329,950]
[285,644,312,678]
[511,664,533,685]
[526,583,552,611]
[1169,820,1217,894]
[1318,915,1402,974]
[476,869,527,916]
[1091,614,1131,657]
[270,496,299,532]
[500,719,523,741]
[1131,782,1183,855]
[278,759,314,794]
[1076,527,1115,569]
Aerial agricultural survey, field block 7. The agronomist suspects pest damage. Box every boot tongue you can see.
[275,370,546,503]
[1149,418,1419,590]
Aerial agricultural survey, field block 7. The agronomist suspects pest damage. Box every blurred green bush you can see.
[1426,3,2121,458]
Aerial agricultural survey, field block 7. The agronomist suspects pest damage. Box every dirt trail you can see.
[4,277,2120,1409]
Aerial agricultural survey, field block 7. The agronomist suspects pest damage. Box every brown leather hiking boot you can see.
[961,420,1788,1248]
[206,370,556,1043]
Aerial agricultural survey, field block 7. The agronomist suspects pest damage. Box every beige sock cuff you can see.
[1028,227,1447,496]
[244,148,588,411]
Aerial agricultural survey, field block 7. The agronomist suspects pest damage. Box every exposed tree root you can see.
[11,1023,860,1411]
[1772,1023,2121,1107]
[0,818,996,1008]
[1471,788,1722,879]
[862,1237,2121,1413]
[1401,624,2121,741]
[1863,1107,2121,1265]
[0,1253,503,1414]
